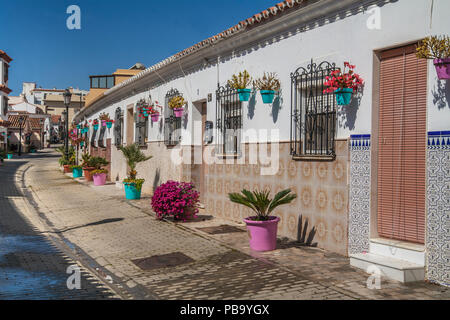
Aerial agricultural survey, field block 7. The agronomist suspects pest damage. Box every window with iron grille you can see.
[216,84,242,155]
[290,60,337,159]
[164,89,182,146]
[98,126,106,148]
[114,107,123,147]
[90,125,98,147]
[135,100,148,146]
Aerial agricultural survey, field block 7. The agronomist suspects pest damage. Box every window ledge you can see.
[216,153,240,159]
[292,154,336,161]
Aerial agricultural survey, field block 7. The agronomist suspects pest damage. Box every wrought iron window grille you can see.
[90,126,98,148]
[135,100,148,146]
[290,59,338,159]
[98,126,106,148]
[114,107,123,147]
[164,88,182,146]
[216,84,242,156]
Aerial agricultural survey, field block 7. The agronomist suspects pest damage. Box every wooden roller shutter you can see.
[377,44,427,244]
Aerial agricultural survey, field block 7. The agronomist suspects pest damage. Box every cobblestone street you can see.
[1,149,449,300]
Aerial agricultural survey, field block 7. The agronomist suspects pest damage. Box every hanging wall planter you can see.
[228,71,253,102]
[93,124,99,130]
[434,58,450,80]
[253,72,281,105]
[106,121,113,129]
[173,108,184,118]
[323,62,364,106]
[334,88,354,106]
[260,90,276,104]
[151,113,160,122]
[237,89,252,102]
[417,36,450,80]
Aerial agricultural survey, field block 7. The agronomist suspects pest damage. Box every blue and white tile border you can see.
[426,131,450,287]
[348,135,371,255]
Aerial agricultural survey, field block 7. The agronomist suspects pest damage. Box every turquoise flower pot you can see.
[334,88,353,105]
[80,142,84,147]
[76,125,81,129]
[93,124,99,130]
[260,90,276,104]
[237,89,252,102]
[7,154,12,159]
[72,167,83,178]
[106,122,113,129]
[124,183,142,200]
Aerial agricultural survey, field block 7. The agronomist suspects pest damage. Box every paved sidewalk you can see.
[0,154,119,300]
[15,150,450,300]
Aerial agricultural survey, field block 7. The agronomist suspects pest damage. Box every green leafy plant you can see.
[92,169,108,175]
[253,72,281,91]
[70,165,83,170]
[416,35,450,59]
[228,70,252,90]
[228,188,297,221]
[57,146,75,166]
[81,152,92,168]
[118,143,152,180]
[90,156,109,170]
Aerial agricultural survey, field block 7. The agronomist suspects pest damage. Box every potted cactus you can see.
[228,70,253,102]
[228,188,297,252]
[323,62,364,106]
[119,144,152,200]
[253,72,281,104]
[168,96,187,118]
[416,35,450,80]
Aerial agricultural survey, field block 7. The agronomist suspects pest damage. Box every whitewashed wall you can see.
[81,0,450,143]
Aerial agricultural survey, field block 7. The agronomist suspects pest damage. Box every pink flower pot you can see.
[93,173,107,186]
[174,108,184,118]
[434,58,450,80]
[151,114,160,122]
[244,216,280,251]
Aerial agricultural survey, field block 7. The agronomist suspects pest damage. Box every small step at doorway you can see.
[350,238,425,283]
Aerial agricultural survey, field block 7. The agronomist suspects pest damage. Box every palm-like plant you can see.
[118,143,152,180]
[56,146,75,166]
[228,188,297,221]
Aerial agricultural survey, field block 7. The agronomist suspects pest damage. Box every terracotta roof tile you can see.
[7,115,43,130]
[0,84,12,94]
[0,50,12,63]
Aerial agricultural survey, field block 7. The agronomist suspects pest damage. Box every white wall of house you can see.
[79,0,450,145]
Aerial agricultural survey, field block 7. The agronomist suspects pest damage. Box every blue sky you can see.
[1,0,278,94]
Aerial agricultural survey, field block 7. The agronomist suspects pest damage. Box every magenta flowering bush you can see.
[151,181,200,220]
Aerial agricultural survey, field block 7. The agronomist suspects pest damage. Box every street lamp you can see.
[63,88,72,160]
[18,115,25,156]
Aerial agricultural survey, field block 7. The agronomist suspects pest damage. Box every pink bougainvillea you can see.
[151,180,200,221]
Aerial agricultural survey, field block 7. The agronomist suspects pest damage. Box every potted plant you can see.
[90,157,109,186]
[7,152,13,160]
[228,188,297,252]
[149,101,162,122]
[417,35,450,80]
[56,146,75,173]
[99,112,114,128]
[71,165,83,178]
[81,152,95,181]
[168,96,187,118]
[253,72,281,104]
[118,143,152,200]
[92,119,99,130]
[151,181,200,221]
[228,70,252,102]
[323,62,364,106]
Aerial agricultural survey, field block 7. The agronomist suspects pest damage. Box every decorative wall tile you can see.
[426,131,450,287]
[348,135,371,255]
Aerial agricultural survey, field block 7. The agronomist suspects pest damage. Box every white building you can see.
[74,0,450,286]
[0,50,12,149]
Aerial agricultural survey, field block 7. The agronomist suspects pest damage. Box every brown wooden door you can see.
[377,44,427,244]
